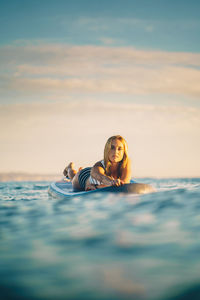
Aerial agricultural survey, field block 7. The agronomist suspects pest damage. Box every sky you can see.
[0,0,200,177]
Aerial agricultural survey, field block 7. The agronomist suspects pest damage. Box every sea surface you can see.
[0,178,200,300]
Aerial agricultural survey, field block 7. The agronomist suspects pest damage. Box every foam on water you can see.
[0,178,200,300]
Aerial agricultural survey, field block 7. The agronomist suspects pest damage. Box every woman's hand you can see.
[101,176,125,187]
[111,179,124,186]
[85,183,97,191]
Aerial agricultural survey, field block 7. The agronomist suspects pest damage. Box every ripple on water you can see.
[33,184,49,190]
[0,179,200,300]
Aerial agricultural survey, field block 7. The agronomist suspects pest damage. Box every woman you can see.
[63,135,131,191]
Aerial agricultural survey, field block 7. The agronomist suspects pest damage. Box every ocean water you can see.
[0,178,200,300]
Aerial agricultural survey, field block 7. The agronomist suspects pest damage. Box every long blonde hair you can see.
[104,135,129,178]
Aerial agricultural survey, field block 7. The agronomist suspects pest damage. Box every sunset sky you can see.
[0,0,200,177]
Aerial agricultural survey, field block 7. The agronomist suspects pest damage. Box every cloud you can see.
[72,16,199,36]
[1,43,200,66]
[64,16,155,36]
[1,43,200,101]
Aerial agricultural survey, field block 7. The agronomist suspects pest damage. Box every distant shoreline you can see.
[0,173,61,182]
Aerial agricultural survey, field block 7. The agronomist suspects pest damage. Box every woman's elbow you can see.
[90,167,96,177]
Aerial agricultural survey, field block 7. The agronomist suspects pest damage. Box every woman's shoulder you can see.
[93,160,105,168]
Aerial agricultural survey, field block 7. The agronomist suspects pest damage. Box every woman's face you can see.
[108,139,124,163]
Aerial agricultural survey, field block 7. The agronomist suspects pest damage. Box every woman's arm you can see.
[90,161,114,186]
[91,159,132,186]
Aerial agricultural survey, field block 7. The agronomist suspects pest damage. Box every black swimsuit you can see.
[78,167,91,190]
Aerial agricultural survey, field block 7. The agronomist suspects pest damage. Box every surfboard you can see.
[48,180,154,200]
